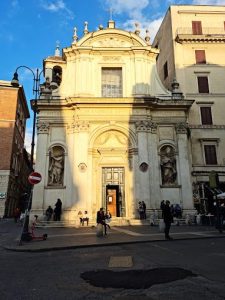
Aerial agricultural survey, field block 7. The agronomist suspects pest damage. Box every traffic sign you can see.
[28,172,42,185]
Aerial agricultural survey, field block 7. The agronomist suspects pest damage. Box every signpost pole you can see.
[19,172,42,245]
[19,189,33,244]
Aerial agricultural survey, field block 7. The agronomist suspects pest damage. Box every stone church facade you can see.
[31,20,195,223]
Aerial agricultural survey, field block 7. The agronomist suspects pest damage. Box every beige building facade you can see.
[153,5,225,213]
[31,20,196,223]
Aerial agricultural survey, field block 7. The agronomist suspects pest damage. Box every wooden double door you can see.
[102,167,125,217]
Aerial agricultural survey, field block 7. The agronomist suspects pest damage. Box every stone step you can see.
[36,218,189,228]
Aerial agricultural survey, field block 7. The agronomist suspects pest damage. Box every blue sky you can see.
[0,0,224,152]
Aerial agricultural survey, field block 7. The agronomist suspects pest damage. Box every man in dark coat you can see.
[163,200,173,240]
[96,207,110,235]
[54,199,62,221]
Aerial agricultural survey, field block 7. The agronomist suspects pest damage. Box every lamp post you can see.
[11,66,57,242]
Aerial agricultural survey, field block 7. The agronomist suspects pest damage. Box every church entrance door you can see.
[102,167,125,217]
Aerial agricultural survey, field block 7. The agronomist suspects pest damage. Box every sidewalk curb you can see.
[4,233,225,253]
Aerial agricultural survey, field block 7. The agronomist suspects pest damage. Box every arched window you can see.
[52,66,62,86]
[160,145,177,185]
[48,146,65,186]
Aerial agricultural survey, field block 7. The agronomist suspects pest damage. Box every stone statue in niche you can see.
[48,146,64,185]
[160,146,177,185]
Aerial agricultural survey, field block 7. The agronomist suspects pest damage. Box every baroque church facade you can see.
[31,19,195,223]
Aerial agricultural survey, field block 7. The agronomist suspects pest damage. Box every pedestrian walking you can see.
[162,200,174,240]
[54,198,62,221]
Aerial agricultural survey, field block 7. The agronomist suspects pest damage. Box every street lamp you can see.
[11,66,58,242]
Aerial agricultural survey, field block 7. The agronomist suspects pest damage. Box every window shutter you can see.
[192,21,202,35]
[198,77,209,93]
[204,145,217,165]
[195,50,206,64]
[200,107,212,125]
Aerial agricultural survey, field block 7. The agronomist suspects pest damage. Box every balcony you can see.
[175,28,225,43]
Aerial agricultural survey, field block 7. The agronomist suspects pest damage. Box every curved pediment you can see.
[77,29,147,48]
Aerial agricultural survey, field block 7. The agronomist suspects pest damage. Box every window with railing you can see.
[102,68,122,97]
[192,21,202,35]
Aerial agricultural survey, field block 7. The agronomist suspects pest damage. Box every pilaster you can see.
[32,122,49,210]
[176,123,193,210]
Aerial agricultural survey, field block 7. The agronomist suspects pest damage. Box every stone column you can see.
[32,122,49,211]
[176,123,193,210]
[148,122,161,209]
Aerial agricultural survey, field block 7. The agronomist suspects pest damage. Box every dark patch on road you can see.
[81,267,197,289]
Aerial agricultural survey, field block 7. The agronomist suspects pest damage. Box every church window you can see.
[102,68,122,97]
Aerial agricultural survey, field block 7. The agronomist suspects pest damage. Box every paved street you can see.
[0,219,225,299]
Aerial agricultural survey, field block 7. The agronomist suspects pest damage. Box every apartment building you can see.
[153,5,225,212]
[0,80,31,217]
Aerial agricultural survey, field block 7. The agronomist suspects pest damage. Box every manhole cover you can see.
[108,256,133,268]
[81,267,197,289]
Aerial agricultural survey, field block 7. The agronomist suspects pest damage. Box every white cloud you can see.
[104,0,162,40]
[24,127,37,159]
[123,17,163,40]
[24,129,32,154]
[105,0,149,19]
[40,0,74,19]
[41,0,65,12]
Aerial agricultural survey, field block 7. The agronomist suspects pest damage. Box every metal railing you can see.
[176,27,225,36]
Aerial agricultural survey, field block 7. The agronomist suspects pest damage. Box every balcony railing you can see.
[176,27,225,36]
[176,27,225,43]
